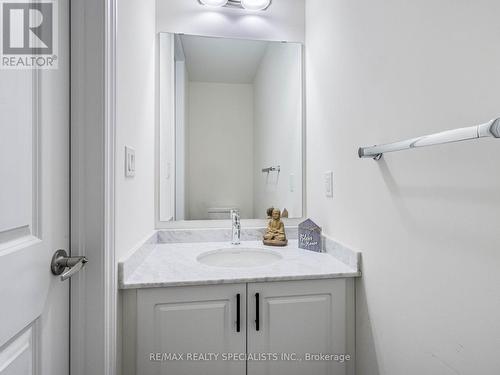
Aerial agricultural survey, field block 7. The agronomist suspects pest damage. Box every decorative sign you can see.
[298,219,322,252]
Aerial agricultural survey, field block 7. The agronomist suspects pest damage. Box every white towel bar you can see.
[358,117,500,160]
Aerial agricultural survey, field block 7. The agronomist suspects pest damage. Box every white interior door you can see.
[0,0,70,374]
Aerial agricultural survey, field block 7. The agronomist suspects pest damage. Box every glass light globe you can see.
[199,0,228,7]
[240,0,271,11]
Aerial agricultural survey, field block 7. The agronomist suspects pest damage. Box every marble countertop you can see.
[120,239,361,289]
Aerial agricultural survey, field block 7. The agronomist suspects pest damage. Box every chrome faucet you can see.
[231,209,241,245]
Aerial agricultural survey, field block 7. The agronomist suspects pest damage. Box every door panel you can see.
[248,279,354,375]
[0,70,33,236]
[137,284,246,375]
[0,67,40,349]
[0,324,37,375]
[0,0,70,374]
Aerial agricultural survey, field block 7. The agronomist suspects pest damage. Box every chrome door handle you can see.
[51,249,88,281]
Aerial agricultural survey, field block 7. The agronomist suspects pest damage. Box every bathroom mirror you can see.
[158,33,304,222]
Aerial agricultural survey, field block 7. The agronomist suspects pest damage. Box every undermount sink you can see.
[197,248,283,268]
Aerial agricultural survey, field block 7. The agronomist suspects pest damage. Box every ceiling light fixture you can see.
[197,0,271,11]
[240,0,271,11]
[199,0,228,7]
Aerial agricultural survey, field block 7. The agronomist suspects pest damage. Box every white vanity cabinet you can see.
[122,279,355,375]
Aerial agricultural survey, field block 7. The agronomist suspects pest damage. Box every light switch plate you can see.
[324,171,333,198]
[125,146,136,177]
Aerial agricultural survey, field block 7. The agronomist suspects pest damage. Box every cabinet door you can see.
[136,284,246,375]
[248,279,355,375]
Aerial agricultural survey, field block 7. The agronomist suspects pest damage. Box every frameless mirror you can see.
[159,33,303,221]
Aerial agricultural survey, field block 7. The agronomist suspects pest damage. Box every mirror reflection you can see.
[159,33,303,221]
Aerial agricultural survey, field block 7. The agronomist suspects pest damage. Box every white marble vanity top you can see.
[120,239,361,289]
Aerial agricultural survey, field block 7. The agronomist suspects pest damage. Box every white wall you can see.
[159,33,176,222]
[156,0,305,43]
[116,0,156,259]
[187,82,254,219]
[174,59,189,220]
[253,43,303,218]
[306,0,500,373]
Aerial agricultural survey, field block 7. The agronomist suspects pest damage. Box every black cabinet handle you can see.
[236,293,241,332]
[255,293,260,331]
